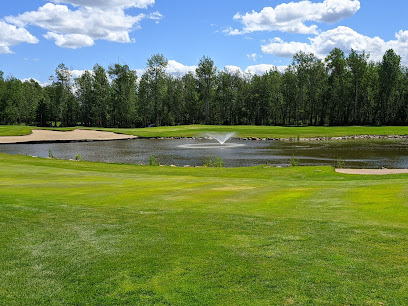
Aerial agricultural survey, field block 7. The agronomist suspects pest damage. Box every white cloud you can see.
[148,11,163,24]
[166,60,196,76]
[50,0,155,9]
[44,32,94,48]
[135,60,196,77]
[245,64,279,75]
[227,0,360,35]
[5,2,157,49]
[224,65,243,74]
[396,30,408,43]
[223,27,242,36]
[70,69,90,79]
[261,26,408,64]
[21,78,50,87]
[247,53,262,62]
[136,68,146,78]
[0,21,38,54]
[262,37,314,58]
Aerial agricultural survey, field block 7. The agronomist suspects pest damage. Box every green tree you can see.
[293,52,316,124]
[265,69,283,125]
[293,52,325,125]
[108,63,137,127]
[75,70,94,126]
[196,56,217,124]
[215,70,237,125]
[0,71,5,124]
[325,48,348,124]
[308,59,327,125]
[138,73,151,127]
[360,62,380,124]
[20,79,44,125]
[36,97,50,127]
[281,66,298,125]
[145,54,168,125]
[163,76,183,126]
[347,49,368,123]
[181,72,200,124]
[0,77,22,124]
[379,49,401,124]
[49,63,78,126]
[92,64,110,127]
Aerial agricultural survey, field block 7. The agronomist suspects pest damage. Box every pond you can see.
[1,138,408,168]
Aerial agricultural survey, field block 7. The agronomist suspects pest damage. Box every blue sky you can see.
[1,0,407,84]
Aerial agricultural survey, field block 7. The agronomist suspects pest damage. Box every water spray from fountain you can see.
[178,132,245,149]
[207,132,236,145]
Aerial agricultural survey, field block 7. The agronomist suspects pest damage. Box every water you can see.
[1,138,408,168]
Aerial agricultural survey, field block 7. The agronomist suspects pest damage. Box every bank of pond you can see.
[1,137,408,169]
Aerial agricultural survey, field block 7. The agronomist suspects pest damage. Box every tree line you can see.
[1,48,407,127]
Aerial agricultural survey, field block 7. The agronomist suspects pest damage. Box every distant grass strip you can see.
[1,153,408,304]
[3,125,408,139]
[0,125,34,136]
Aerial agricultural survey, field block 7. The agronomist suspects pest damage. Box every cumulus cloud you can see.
[261,26,408,64]
[50,0,155,9]
[262,37,314,57]
[166,60,196,76]
[70,69,90,79]
[224,65,243,74]
[44,32,94,48]
[135,60,196,77]
[21,78,51,87]
[227,0,360,35]
[5,1,161,49]
[0,21,39,54]
[395,30,408,43]
[244,64,283,75]
[224,64,287,76]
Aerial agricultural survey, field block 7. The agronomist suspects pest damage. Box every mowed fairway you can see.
[1,153,408,304]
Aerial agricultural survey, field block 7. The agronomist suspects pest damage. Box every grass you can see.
[3,124,408,139]
[1,153,408,304]
[0,125,34,136]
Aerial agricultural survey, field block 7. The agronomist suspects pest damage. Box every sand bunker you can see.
[0,129,137,144]
[336,169,408,175]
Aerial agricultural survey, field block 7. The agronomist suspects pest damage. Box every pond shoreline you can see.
[136,134,408,142]
[1,129,408,144]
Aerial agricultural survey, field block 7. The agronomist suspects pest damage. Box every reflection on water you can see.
[1,138,408,168]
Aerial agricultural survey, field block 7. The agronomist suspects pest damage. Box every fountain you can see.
[207,132,236,145]
[178,132,245,149]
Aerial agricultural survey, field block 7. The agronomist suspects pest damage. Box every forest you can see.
[0,48,407,127]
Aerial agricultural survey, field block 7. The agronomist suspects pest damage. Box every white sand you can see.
[335,169,408,175]
[0,129,137,144]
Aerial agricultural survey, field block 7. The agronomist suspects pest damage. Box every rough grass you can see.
[3,124,408,139]
[1,153,408,304]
